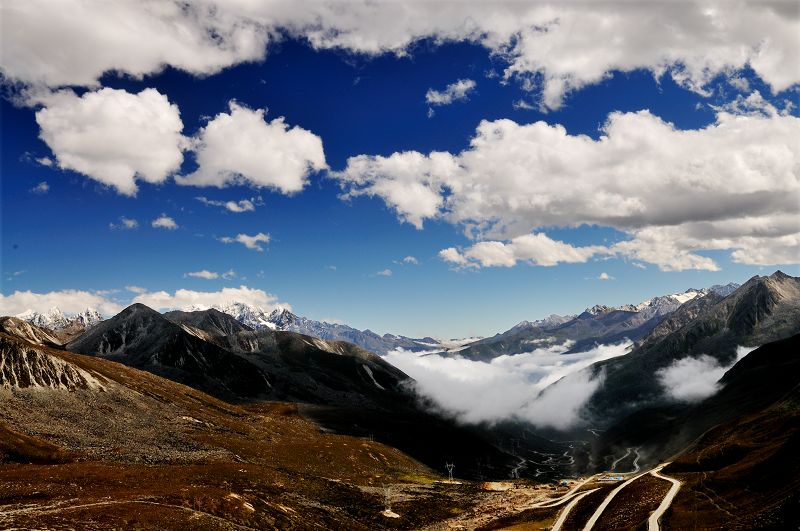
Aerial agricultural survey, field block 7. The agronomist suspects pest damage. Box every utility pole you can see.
[445,462,455,481]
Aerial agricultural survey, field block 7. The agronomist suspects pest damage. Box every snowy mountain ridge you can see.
[181,303,441,355]
[505,282,742,336]
[16,307,103,330]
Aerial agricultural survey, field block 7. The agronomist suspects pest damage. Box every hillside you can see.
[586,271,800,420]
[67,303,271,399]
[0,332,471,529]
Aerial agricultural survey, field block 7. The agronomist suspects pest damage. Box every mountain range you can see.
[8,303,526,478]
[452,283,740,360]
[1,271,797,528]
[12,281,741,359]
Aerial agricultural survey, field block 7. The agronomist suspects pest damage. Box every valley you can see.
[1,272,798,529]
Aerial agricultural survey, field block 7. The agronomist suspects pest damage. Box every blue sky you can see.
[1,3,798,337]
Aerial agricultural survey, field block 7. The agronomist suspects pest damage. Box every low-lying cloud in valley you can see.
[657,345,757,402]
[383,341,632,430]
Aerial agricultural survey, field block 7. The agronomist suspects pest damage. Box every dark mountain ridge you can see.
[67,303,270,399]
[164,307,254,336]
[586,271,800,421]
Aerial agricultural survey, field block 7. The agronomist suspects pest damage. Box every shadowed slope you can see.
[67,303,270,399]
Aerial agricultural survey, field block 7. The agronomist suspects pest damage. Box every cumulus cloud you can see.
[657,345,756,401]
[376,268,393,277]
[440,233,605,268]
[384,341,631,429]
[109,217,139,230]
[0,0,268,88]
[219,232,271,251]
[35,88,185,196]
[222,269,237,280]
[401,256,419,265]
[132,285,289,313]
[439,247,469,267]
[151,214,178,230]
[336,150,457,229]
[3,2,797,110]
[176,102,326,193]
[426,79,476,106]
[196,195,262,213]
[29,181,49,194]
[185,270,219,280]
[597,272,613,281]
[338,107,800,270]
[0,289,123,317]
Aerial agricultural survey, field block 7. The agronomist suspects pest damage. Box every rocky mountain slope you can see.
[0,333,105,391]
[0,316,64,348]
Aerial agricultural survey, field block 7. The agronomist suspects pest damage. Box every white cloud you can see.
[384,341,631,429]
[0,0,268,88]
[176,102,326,194]
[3,2,797,110]
[440,233,604,268]
[657,346,756,402]
[151,214,178,230]
[222,269,237,280]
[376,268,393,277]
[426,78,476,106]
[439,247,469,267]
[132,285,289,313]
[0,289,123,317]
[728,75,751,93]
[35,156,53,167]
[597,272,613,281]
[512,99,536,111]
[29,181,49,194]
[401,256,419,265]
[336,150,457,229]
[339,107,800,270]
[185,270,219,280]
[125,285,147,294]
[196,195,261,213]
[35,88,185,196]
[709,90,792,118]
[109,217,139,230]
[219,232,270,251]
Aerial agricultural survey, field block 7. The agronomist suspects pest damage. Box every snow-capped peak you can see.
[74,308,103,328]
[584,304,614,316]
[16,306,103,330]
[670,289,705,305]
[204,301,278,330]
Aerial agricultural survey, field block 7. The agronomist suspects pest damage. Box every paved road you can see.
[581,471,649,531]
[523,474,599,511]
[551,488,600,531]
[648,463,681,531]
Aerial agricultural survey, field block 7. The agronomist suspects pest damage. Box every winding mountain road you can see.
[581,471,649,531]
[551,488,600,531]
[648,463,681,531]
